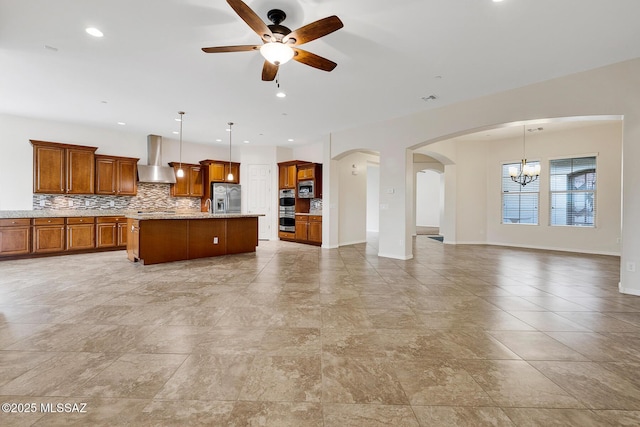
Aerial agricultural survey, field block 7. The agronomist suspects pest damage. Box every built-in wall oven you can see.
[279,189,295,232]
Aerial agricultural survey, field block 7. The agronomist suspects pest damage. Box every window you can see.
[502,161,540,224]
[550,156,596,226]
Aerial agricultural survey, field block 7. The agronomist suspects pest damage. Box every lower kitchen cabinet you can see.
[66,217,95,251]
[308,216,322,244]
[33,218,65,253]
[295,214,322,245]
[0,219,31,256]
[96,216,128,248]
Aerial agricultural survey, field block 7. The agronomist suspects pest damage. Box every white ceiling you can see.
[1,0,639,148]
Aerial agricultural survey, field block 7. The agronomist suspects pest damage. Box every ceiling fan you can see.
[202,0,344,81]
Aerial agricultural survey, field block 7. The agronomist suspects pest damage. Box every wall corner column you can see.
[378,145,413,260]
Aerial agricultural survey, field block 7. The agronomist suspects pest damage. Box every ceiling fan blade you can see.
[283,16,343,45]
[262,61,279,81]
[227,0,273,41]
[292,48,337,72]
[202,45,260,53]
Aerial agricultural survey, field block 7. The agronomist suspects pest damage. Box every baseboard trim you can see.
[378,252,414,260]
[619,282,640,296]
[454,241,620,257]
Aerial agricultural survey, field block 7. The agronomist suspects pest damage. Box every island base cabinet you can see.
[138,220,189,265]
[127,219,139,262]
[127,217,259,265]
[188,220,226,259]
[227,218,258,254]
[0,219,31,256]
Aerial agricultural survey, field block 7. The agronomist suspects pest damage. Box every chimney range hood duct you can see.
[137,135,177,184]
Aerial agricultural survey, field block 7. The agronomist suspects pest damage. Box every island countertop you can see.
[0,210,262,220]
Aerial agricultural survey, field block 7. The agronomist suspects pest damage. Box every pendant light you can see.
[509,125,541,186]
[227,122,234,181]
[176,111,185,178]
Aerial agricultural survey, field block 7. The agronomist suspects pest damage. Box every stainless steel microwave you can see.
[298,180,315,198]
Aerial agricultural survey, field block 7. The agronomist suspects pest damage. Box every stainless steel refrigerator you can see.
[212,183,241,214]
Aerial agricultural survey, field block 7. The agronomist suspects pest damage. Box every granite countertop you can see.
[0,210,263,220]
[128,212,263,220]
[295,212,323,216]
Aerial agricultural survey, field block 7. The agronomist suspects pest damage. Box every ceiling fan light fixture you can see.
[260,42,294,65]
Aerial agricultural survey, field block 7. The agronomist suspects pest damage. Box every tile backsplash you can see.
[32,183,200,211]
[310,198,323,212]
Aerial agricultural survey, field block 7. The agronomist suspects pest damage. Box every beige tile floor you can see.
[0,236,639,426]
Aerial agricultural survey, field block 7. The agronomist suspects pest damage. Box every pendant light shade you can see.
[227,122,234,181]
[176,111,185,178]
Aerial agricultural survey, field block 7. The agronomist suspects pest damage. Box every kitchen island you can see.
[126,212,261,265]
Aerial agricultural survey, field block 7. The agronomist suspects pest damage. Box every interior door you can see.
[247,164,272,240]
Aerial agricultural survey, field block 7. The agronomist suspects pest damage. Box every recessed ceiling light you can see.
[172,131,179,135]
[216,139,222,142]
[175,118,182,122]
[276,91,286,98]
[85,27,104,37]
[226,128,231,132]
[493,0,504,2]
[288,139,294,142]
[243,140,250,144]
[117,122,126,126]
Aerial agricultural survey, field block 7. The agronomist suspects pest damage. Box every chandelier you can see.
[509,126,541,186]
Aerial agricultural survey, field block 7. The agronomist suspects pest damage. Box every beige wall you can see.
[327,57,640,293]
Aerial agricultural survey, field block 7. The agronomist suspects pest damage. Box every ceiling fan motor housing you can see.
[266,9,291,40]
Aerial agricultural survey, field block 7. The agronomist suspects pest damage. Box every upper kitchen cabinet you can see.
[297,163,317,180]
[31,140,97,194]
[201,160,240,184]
[278,162,298,189]
[95,154,139,196]
[169,162,203,197]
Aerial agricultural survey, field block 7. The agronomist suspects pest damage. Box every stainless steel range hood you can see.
[137,135,177,184]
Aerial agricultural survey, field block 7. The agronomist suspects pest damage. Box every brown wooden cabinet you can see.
[96,216,128,248]
[308,216,323,243]
[118,222,128,247]
[297,165,315,180]
[295,215,309,241]
[201,160,241,184]
[32,218,65,253]
[66,217,95,251]
[169,163,203,197]
[294,214,322,245]
[31,140,97,194]
[95,155,138,196]
[0,219,31,256]
[279,163,297,189]
[127,219,140,262]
